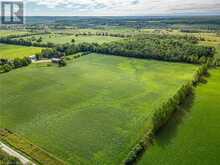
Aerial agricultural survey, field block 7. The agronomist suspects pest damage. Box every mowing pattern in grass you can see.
[0,54,198,164]
[0,44,43,59]
[20,34,122,44]
[139,69,220,165]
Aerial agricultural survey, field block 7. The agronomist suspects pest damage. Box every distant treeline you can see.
[0,36,56,48]
[34,34,215,65]
[0,33,218,73]
[57,31,131,38]
[28,16,220,29]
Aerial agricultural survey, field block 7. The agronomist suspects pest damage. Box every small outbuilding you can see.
[29,55,37,62]
[51,58,61,63]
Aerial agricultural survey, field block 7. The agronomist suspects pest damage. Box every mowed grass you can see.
[21,34,123,44]
[0,54,198,164]
[0,44,43,59]
[139,69,220,165]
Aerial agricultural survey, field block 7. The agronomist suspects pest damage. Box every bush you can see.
[0,64,13,73]
[58,59,66,67]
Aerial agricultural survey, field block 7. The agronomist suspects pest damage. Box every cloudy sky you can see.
[1,0,220,16]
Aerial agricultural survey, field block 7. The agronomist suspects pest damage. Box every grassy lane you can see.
[139,68,220,165]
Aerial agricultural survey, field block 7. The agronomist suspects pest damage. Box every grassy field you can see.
[0,54,198,164]
[20,34,123,44]
[0,44,43,59]
[0,30,29,37]
[51,27,139,35]
[139,68,220,165]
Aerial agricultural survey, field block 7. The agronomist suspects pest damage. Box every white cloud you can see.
[2,0,219,16]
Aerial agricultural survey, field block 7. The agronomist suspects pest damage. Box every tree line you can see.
[34,34,215,65]
[123,64,208,165]
[0,37,56,48]
[0,33,217,74]
[0,57,31,73]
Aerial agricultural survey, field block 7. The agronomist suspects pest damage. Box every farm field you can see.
[139,69,220,165]
[0,44,43,59]
[0,54,198,164]
[20,34,123,44]
[0,30,30,37]
[51,27,139,35]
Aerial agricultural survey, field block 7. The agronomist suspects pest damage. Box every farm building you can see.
[29,55,37,62]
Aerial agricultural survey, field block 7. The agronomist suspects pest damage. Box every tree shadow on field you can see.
[153,91,195,148]
[198,72,210,85]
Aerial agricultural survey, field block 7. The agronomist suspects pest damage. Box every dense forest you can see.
[36,34,215,64]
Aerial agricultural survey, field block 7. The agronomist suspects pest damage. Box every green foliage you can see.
[0,64,12,73]
[0,57,32,73]
[123,64,207,165]
[58,59,66,67]
[0,149,22,165]
[36,34,215,64]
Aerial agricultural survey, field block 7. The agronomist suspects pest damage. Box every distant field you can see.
[0,30,29,37]
[20,34,123,44]
[139,68,220,165]
[200,40,220,59]
[51,27,139,35]
[0,44,43,59]
[0,54,198,164]
[165,30,220,59]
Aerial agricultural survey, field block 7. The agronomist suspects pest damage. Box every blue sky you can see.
[2,0,220,16]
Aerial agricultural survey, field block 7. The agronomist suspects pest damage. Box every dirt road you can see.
[0,141,36,165]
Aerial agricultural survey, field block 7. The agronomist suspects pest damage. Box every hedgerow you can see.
[123,64,208,165]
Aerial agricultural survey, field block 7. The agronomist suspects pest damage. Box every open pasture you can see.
[0,44,43,59]
[0,30,30,37]
[20,34,123,44]
[139,69,220,165]
[50,27,138,35]
[0,54,198,164]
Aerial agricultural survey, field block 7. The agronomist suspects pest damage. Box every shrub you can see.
[0,64,13,73]
[58,59,66,67]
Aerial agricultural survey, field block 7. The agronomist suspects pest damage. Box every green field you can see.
[51,27,138,35]
[0,30,29,37]
[139,68,220,165]
[21,34,123,44]
[0,54,198,164]
[0,44,43,59]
